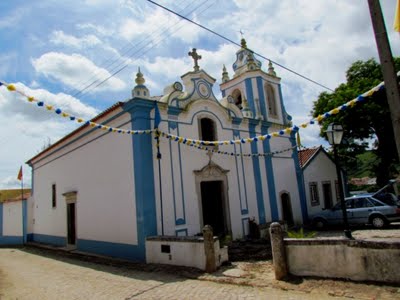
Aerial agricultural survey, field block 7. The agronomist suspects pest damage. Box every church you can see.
[26,39,307,261]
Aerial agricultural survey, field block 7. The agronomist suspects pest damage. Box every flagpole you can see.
[20,167,24,201]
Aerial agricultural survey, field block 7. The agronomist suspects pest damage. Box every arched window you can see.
[265,84,277,117]
[231,89,243,110]
[199,117,217,142]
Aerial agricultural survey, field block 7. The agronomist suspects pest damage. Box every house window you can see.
[231,89,243,109]
[309,182,319,206]
[52,184,56,208]
[199,117,217,142]
[265,83,277,117]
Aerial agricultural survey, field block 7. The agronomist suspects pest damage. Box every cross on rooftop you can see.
[188,48,202,72]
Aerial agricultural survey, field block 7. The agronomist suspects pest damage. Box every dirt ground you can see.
[2,226,399,299]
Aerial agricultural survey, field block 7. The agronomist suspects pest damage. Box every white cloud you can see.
[32,52,127,93]
[50,30,102,49]
[0,82,100,189]
[119,7,203,44]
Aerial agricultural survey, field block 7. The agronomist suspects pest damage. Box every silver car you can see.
[311,194,400,229]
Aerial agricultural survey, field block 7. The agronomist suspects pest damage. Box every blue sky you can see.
[0,0,399,188]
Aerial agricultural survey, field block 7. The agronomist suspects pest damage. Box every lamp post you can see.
[326,123,353,239]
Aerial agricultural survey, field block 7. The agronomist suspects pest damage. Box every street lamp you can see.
[326,123,353,239]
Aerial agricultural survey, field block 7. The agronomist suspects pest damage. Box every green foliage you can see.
[287,228,316,239]
[311,58,400,186]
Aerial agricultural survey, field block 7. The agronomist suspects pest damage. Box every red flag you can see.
[17,166,23,181]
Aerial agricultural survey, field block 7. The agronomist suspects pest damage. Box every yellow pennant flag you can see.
[395,0,400,32]
[296,132,302,148]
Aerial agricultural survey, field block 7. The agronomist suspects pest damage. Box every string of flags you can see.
[0,81,153,135]
[0,78,385,146]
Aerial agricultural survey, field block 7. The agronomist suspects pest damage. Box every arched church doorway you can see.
[194,161,231,237]
[200,180,227,236]
[281,192,294,227]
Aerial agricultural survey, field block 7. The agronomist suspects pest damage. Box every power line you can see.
[68,0,190,97]
[82,0,217,96]
[75,0,214,98]
[147,0,334,92]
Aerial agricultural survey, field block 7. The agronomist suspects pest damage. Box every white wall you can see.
[3,201,23,236]
[153,98,302,239]
[303,151,340,216]
[30,110,138,245]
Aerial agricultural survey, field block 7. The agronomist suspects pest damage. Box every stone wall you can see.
[285,238,400,283]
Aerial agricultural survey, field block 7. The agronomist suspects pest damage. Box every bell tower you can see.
[219,39,291,125]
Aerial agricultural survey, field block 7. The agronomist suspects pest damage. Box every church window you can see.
[137,91,140,96]
[52,184,56,208]
[144,91,147,96]
[265,84,277,117]
[231,89,243,109]
[199,117,217,142]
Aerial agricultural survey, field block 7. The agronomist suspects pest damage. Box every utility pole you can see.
[367,0,400,161]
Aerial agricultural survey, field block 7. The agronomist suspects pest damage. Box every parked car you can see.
[311,194,400,229]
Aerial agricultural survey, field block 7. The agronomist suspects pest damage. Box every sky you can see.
[0,0,399,189]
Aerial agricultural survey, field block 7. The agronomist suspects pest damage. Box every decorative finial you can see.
[240,38,247,49]
[188,48,202,72]
[268,60,276,76]
[135,67,145,85]
[222,64,230,83]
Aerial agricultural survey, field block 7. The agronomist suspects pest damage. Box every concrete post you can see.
[270,222,288,280]
[203,225,216,273]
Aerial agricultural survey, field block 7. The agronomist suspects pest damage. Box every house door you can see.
[67,203,76,245]
[200,181,226,236]
[281,193,294,227]
[322,182,333,209]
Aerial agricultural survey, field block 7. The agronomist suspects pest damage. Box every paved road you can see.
[0,248,338,300]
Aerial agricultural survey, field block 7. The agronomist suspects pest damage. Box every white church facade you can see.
[26,39,307,261]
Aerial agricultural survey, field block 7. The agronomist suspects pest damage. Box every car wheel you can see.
[313,218,327,230]
[370,215,386,229]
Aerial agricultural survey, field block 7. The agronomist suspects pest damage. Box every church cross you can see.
[188,48,202,72]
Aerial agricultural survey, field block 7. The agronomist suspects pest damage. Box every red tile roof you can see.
[298,146,321,168]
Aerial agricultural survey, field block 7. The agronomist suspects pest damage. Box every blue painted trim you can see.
[31,233,66,246]
[168,136,178,225]
[245,78,256,117]
[232,117,242,125]
[168,121,177,130]
[222,90,226,97]
[0,236,23,245]
[239,143,249,215]
[175,228,188,236]
[256,77,267,119]
[22,200,27,244]
[291,135,308,222]
[241,217,249,237]
[233,144,243,214]
[31,167,34,195]
[249,123,266,224]
[77,239,144,261]
[168,107,183,116]
[175,218,185,225]
[27,233,33,241]
[261,125,279,221]
[176,125,186,225]
[125,100,158,261]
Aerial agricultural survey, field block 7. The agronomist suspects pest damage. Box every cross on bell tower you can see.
[188,48,202,72]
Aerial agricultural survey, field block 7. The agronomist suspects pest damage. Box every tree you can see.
[311,58,400,186]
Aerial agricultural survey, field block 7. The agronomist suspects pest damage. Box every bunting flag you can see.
[0,77,385,147]
[17,166,23,181]
[296,132,302,148]
[395,0,400,32]
[0,81,153,135]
